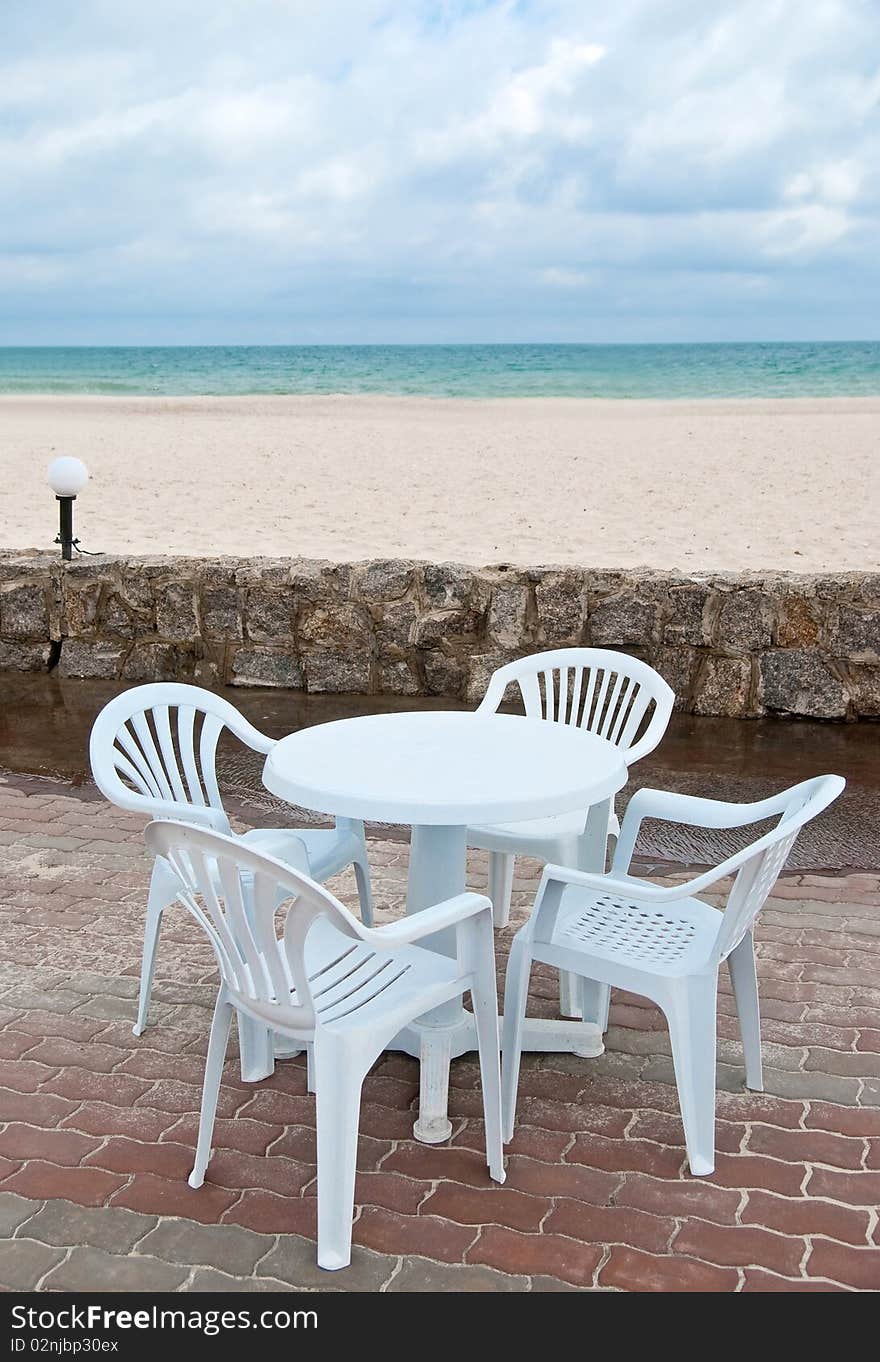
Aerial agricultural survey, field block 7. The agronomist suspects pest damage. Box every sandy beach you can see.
[1,394,877,571]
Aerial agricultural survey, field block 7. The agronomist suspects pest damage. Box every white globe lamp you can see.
[48,457,90,559]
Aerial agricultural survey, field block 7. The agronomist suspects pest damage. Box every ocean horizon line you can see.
[1,340,879,400]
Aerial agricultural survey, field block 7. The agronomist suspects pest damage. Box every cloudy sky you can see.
[2,0,878,343]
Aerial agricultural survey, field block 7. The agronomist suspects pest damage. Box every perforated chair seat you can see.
[551,885,721,977]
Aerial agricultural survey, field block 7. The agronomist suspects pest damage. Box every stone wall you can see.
[0,552,878,719]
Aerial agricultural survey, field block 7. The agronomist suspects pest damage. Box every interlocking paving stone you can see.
[386,1257,529,1291]
[0,1237,67,1290]
[1,767,879,1292]
[0,1193,40,1236]
[41,1246,190,1292]
[185,1268,302,1292]
[21,1200,157,1254]
[137,1220,270,1274]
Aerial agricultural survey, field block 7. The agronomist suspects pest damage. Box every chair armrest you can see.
[611,786,797,875]
[539,863,670,901]
[227,716,276,757]
[370,893,492,946]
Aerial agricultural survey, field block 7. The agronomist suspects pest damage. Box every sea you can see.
[0,342,879,399]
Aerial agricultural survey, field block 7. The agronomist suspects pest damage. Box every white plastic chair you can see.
[145,819,505,1271]
[501,774,844,1176]
[90,683,374,1038]
[467,649,674,1026]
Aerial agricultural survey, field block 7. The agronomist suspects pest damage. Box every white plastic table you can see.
[262,710,628,1143]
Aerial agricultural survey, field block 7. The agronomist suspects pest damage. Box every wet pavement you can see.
[0,673,877,872]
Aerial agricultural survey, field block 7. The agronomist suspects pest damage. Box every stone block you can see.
[245,589,294,643]
[0,552,57,582]
[354,559,416,602]
[759,650,849,718]
[288,558,352,602]
[58,640,124,680]
[378,659,421,694]
[716,589,772,650]
[99,595,141,639]
[230,648,303,689]
[423,562,474,610]
[298,602,369,648]
[122,643,195,682]
[693,656,754,717]
[845,664,880,718]
[201,587,242,642]
[303,649,371,693]
[375,600,418,650]
[155,581,199,641]
[487,581,529,648]
[0,641,50,671]
[650,646,700,711]
[413,606,482,646]
[534,571,586,646]
[298,603,372,692]
[0,583,50,640]
[774,593,823,648]
[62,579,105,638]
[422,650,464,697]
[664,583,712,645]
[589,589,660,646]
[835,605,880,661]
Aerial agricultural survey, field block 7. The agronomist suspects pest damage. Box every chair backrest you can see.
[710,774,845,964]
[90,683,274,830]
[145,820,366,1033]
[478,648,674,763]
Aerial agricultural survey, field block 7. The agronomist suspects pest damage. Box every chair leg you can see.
[664,973,719,1177]
[237,1013,275,1083]
[580,979,611,1033]
[559,969,582,1019]
[306,1042,316,1094]
[469,920,506,1183]
[727,931,764,1092]
[189,990,234,1189]
[133,870,170,1036]
[339,820,374,927]
[314,1034,365,1271]
[501,933,533,1143]
[352,858,374,928]
[488,852,515,929]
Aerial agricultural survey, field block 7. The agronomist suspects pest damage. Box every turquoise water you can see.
[0,342,879,398]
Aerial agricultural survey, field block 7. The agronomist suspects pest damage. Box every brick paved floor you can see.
[0,769,878,1292]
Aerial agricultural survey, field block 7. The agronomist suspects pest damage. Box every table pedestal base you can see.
[269,1011,604,1143]
[392,1010,604,1142]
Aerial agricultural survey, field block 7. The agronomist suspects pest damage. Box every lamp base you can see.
[55,495,76,560]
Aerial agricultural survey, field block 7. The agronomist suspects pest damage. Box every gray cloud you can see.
[1,0,877,342]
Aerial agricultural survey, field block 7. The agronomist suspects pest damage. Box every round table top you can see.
[263,710,628,825]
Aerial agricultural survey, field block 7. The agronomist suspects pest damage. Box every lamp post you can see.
[47,457,89,560]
